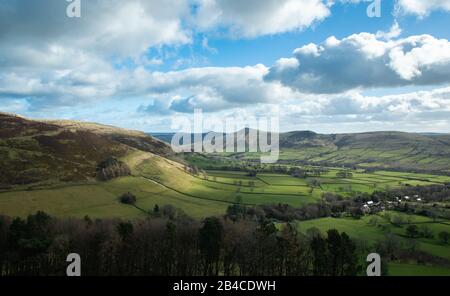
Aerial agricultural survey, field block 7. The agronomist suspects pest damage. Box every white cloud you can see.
[193,0,330,38]
[376,22,402,40]
[284,87,450,117]
[266,33,450,93]
[0,0,192,108]
[0,0,192,58]
[336,0,450,18]
[201,37,218,54]
[1,0,450,133]
[396,0,450,17]
[129,64,299,112]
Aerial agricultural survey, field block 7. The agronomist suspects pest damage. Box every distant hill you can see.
[0,113,172,186]
[151,130,450,172]
[2,110,448,189]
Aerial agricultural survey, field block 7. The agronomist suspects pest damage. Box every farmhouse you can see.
[361,200,384,214]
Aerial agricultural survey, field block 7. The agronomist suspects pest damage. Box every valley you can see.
[2,149,450,219]
[1,112,450,276]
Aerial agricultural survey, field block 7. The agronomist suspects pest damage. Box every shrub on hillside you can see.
[96,157,131,181]
[119,192,136,205]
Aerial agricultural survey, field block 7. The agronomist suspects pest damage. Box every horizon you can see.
[3,110,449,136]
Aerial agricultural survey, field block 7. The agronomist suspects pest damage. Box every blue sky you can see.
[146,1,450,70]
[1,0,450,133]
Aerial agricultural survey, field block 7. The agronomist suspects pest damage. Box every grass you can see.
[388,263,450,276]
[297,212,450,275]
[297,216,386,243]
[2,150,450,220]
[0,176,229,219]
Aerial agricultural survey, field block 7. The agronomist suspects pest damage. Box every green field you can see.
[389,263,450,276]
[1,151,450,220]
[295,212,450,274]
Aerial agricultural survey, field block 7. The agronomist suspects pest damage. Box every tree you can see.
[336,171,353,179]
[406,225,419,238]
[117,222,133,241]
[0,210,368,276]
[340,232,359,276]
[311,235,327,276]
[226,196,246,221]
[162,205,177,219]
[349,207,363,219]
[291,168,307,178]
[96,157,131,181]
[307,179,321,188]
[375,233,400,260]
[326,229,342,276]
[391,215,405,226]
[247,169,257,177]
[420,225,433,239]
[119,192,136,205]
[192,165,199,175]
[199,217,224,276]
[438,231,449,244]
[305,227,322,239]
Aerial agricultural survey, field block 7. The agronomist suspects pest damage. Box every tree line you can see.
[0,211,364,276]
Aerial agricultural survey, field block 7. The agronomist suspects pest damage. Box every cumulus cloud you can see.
[282,87,450,116]
[337,0,450,18]
[193,0,330,38]
[0,0,192,108]
[265,33,450,93]
[395,0,450,17]
[376,22,402,40]
[0,0,191,58]
[265,86,450,132]
[0,45,119,108]
[145,86,450,132]
[1,0,450,134]
[0,1,381,111]
[131,64,299,112]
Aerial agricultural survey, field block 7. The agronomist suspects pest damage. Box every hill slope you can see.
[0,113,172,186]
[279,131,450,172]
[152,130,450,172]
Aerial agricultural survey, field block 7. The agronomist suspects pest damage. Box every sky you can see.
[0,0,450,133]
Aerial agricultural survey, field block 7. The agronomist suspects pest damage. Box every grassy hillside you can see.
[2,113,450,220]
[152,130,450,172]
[277,131,450,172]
[0,112,171,187]
[2,148,450,219]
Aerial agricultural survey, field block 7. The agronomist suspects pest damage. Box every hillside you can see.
[0,113,172,187]
[279,131,450,172]
[2,111,449,189]
[152,130,450,172]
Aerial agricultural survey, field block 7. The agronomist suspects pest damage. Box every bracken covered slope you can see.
[0,112,172,186]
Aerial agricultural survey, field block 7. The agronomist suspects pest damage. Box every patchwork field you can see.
[1,151,450,220]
